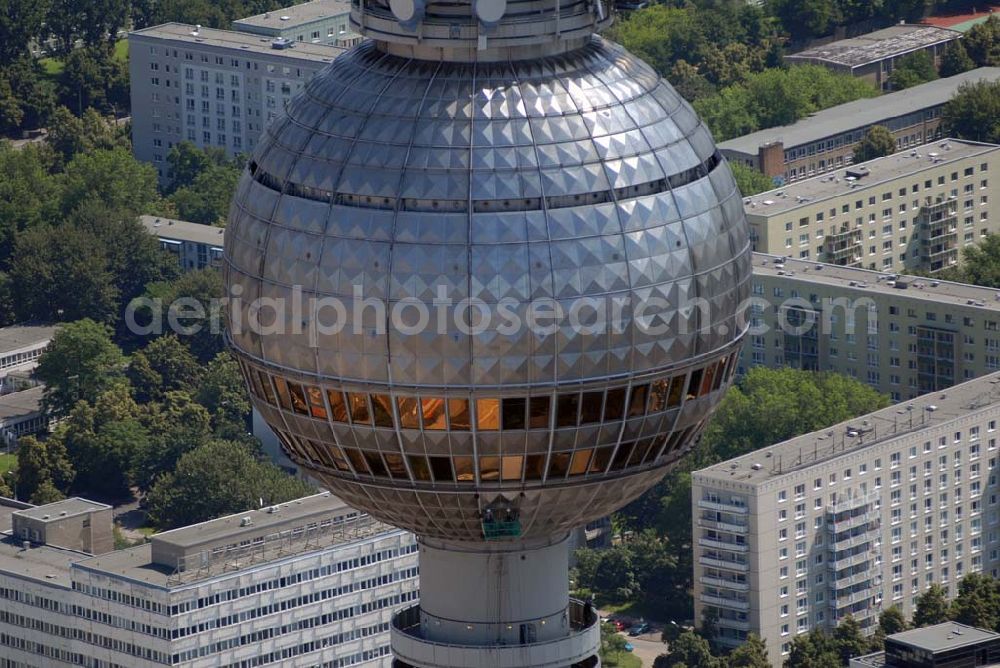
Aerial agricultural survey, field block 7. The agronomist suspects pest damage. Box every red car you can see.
[613,620,627,631]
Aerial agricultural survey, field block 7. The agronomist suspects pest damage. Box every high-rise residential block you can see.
[128,24,344,183]
[232,0,361,48]
[744,252,1000,401]
[692,372,1000,665]
[744,139,1000,273]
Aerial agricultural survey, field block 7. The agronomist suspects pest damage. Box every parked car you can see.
[628,622,650,636]
[613,619,627,631]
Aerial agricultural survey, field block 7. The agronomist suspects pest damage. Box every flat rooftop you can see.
[696,371,1000,485]
[745,139,998,217]
[719,68,1000,155]
[140,215,226,247]
[751,252,1000,313]
[889,621,1000,653]
[14,498,110,523]
[786,24,961,68]
[233,0,352,30]
[0,386,45,422]
[130,23,345,63]
[0,538,84,587]
[152,491,355,550]
[0,323,58,355]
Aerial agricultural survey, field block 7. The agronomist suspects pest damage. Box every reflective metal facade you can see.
[224,36,752,542]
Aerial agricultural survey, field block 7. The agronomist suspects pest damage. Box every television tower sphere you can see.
[224,0,751,664]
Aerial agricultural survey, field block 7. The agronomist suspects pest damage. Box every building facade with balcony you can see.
[0,492,418,667]
[692,372,1000,665]
[719,68,1000,185]
[128,24,344,184]
[743,252,1000,402]
[744,139,1000,274]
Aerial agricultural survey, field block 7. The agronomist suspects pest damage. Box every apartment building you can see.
[0,492,419,668]
[0,386,50,447]
[745,139,1000,273]
[232,0,361,48]
[786,24,961,91]
[692,372,1000,665]
[140,214,226,271]
[719,68,1000,185]
[128,24,344,183]
[743,253,1000,401]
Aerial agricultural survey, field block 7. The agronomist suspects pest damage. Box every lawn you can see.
[0,453,15,477]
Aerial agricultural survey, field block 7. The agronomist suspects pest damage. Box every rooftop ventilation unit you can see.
[845,166,870,180]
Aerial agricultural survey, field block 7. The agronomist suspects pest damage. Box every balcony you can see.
[832,569,881,590]
[390,601,600,668]
[829,531,878,551]
[824,228,863,267]
[699,556,749,572]
[700,575,750,592]
[831,588,876,609]
[700,593,750,611]
[829,549,874,570]
[716,618,751,632]
[699,499,749,514]
[699,517,748,534]
[699,537,748,553]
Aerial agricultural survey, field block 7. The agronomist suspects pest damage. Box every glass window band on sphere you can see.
[222,23,753,545]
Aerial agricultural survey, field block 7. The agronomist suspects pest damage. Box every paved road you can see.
[623,631,666,666]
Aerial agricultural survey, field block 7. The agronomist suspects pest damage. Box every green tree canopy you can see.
[729,634,770,668]
[914,583,952,627]
[935,234,1000,288]
[57,46,130,115]
[35,319,126,415]
[0,142,60,265]
[889,51,938,90]
[942,79,1000,145]
[0,0,49,61]
[655,630,717,668]
[14,435,75,502]
[964,15,1000,67]
[168,162,242,225]
[46,106,130,164]
[879,605,909,636]
[730,162,774,196]
[141,268,225,362]
[59,147,160,216]
[146,439,315,529]
[194,351,252,439]
[939,40,975,78]
[128,334,202,403]
[853,125,897,164]
[951,573,1000,630]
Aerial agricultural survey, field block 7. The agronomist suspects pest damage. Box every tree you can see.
[602,631,629,667]
[47,0,130,53]
[14,435,75,502]
[964,15,1000,67]
[0,0,49,61]
[57,46,129,115]
[668,60,716,103]
[31,479,66,504]
[0,57,57,135]
[939,40,975,78]
[879,605,909,636]
[833,616,869,664]
[146,439,315,529]
[942,80,1000,144]
[889,51,938,90]
[656,630,717,668]
[783,629,840,668]
[168,162,242,225]
[35,319,126,416]
[134,391,212,490]
[128,335,202,403]
[46,106,130,163]
[730,162,774,196]
[0,142,60,265]
[951,573,1000,630]
[768,0,841,38]
[853,125,897,164]
[165,142,233,192]
[194,351,252,439]
[914,583,952,627]
[729,634,770,668]
[60,148,160,217]
[141,268,225,362]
